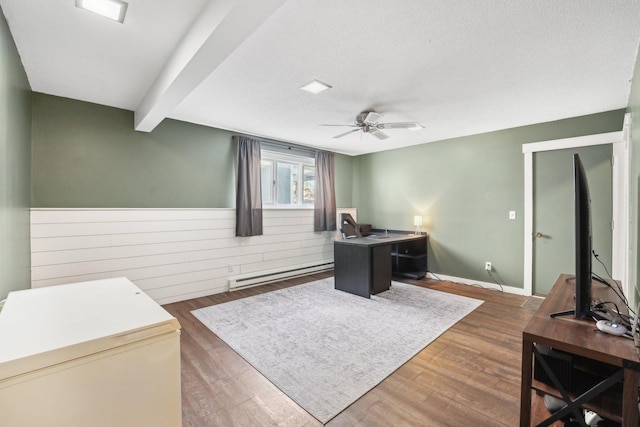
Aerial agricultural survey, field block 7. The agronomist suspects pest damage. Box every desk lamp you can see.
[413,215,422,235]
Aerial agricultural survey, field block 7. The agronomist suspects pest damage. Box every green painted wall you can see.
[628,41,640,307]
[0,11,31,300]
[31,93,354,209]
[352,110,625,289]
[32,94,235,208]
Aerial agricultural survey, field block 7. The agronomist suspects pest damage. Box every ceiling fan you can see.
[321,112,424,140]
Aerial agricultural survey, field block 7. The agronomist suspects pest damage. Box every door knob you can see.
[535,232,543,238]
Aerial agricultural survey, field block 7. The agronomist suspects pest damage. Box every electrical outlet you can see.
[509,210,516,220]
[485,262,492,271]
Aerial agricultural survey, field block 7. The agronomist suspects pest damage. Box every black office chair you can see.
[339,213,362,239]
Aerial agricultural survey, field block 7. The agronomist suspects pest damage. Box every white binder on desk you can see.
[0,277,182,427]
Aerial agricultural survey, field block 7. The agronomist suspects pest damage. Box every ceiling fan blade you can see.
[333,128,361,139]
[369,128,389,140]
[319,124,359,127]
[377,122,424,130]
[363,112,383,125]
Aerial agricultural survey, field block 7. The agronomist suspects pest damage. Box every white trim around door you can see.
[522,129,627,298]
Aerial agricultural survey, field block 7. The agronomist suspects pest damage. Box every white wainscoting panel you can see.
[31,209,337,304]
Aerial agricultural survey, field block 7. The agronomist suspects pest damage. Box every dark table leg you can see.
[371,244,391,294]
[520,337,533,427]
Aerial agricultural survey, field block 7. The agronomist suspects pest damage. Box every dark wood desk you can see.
[333,233,426,298]
[520,274,640,426]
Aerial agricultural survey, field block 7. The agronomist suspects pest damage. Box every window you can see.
[261,150,315,208]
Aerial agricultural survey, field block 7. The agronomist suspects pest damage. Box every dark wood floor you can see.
[163,271,540,426]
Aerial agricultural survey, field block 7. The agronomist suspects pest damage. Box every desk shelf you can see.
[390,234,427,280]
[532,378,623,423]
[390,252,427,259]
[532,350,624,423]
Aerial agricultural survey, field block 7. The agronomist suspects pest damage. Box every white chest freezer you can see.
[0,277,181,427]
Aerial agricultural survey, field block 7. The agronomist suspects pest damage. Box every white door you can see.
[522,130,627,297]
[532,145,613,295]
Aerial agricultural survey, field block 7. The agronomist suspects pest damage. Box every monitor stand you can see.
[549,309,575,319]
[548,274,609,319]
[549,307,607,320]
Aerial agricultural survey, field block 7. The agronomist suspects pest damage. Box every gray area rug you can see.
[192,278,482,424]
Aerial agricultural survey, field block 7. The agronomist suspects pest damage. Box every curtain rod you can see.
[233,133,324,155]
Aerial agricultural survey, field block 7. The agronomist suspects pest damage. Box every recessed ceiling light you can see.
[76,0,128,23]
[300,80,332,95]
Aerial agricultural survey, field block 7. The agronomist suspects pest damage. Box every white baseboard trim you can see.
[426,272,526,296]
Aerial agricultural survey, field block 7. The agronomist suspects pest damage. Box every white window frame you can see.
[261,149,315,209]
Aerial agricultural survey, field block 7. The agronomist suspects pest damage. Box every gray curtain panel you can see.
[314,150,337,231]
[235,136,263,236]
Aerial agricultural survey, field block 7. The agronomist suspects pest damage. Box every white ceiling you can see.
[2,0,640,156]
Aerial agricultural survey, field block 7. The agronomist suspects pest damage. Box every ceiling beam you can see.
[134,0,287,132]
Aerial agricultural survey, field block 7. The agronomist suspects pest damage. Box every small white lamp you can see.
[413,215,422,235]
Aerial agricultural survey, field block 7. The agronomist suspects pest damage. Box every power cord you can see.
[427,271,443,281]
[426,271,503,292]
[487,270,505,292]
[592,250,633,315]
[592,300,633,329]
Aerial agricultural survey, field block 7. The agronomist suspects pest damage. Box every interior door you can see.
[532,145,613,295]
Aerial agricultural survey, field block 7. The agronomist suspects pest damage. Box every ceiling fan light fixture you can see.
[325,111,424,139]
[76,0,128,23]
[300,79,332,94]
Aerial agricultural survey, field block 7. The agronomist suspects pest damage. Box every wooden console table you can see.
[520,274,640,426]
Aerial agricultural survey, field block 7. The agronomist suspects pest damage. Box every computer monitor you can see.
[572,153,593,319]
[551,153,594,319]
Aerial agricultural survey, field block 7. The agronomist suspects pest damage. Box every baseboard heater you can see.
[228,261,334,291]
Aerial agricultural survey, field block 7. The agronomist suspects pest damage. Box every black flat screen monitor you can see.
[550,153,593,319]
[573,153,593,318]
